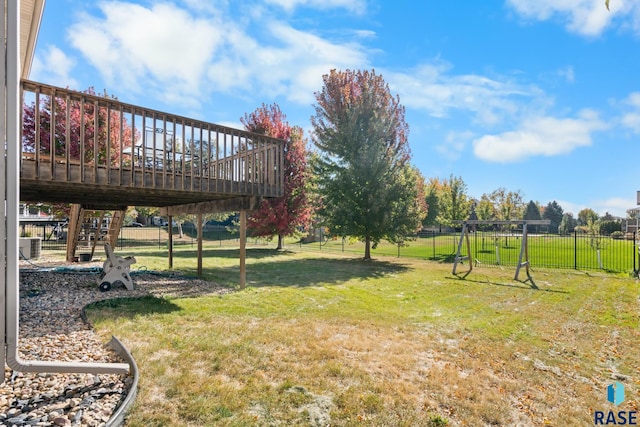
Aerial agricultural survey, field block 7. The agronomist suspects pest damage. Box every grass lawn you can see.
[86,248,639,426]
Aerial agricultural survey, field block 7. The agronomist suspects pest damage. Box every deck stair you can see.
[66,204,126,262]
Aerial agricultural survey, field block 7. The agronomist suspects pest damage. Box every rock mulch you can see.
[1,256,231,426]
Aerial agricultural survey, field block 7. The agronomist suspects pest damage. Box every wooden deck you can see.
[19,80,285,210]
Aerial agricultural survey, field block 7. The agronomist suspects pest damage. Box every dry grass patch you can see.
[86,251,639,426]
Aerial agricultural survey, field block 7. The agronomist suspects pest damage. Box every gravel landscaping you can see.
[0,256,231,426]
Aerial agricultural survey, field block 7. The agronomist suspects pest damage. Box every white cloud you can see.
[590,196,636,217]
[555,199,585,217]
[436,131,474,161]
[265,0,367,14]
[559,197,637,218]
[68,2,225,107]
[30,45,78,88]
[386,61,541,127]
[506,0,640,36]
[255,21,371,103]
[65,1,371,109]
[557,65,575,83]
[216,120,244,130]
[472,109,607,162]
[205,19,371,104]
[621,111,640,132]
[620,92,640,133]
[626,92,640,107]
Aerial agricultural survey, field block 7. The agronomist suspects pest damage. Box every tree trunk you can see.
[276,234,283,250]
[364,236,371,260]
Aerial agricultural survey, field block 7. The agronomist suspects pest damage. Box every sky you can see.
[29,0,640,218]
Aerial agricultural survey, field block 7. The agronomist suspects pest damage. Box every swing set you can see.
[451,220,550,288]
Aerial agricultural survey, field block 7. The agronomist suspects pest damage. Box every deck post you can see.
[66,204,84,262]
[240,210,246,289]
[168,215,173,269]
[197,213,203,277]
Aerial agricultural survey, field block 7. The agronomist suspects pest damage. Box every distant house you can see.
[624,207,640,234]
[19,203,53,221]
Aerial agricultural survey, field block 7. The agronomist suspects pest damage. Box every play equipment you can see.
[452,220,550,288]
[97,243,136,291]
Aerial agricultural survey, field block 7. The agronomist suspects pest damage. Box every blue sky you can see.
[30,0,640,217]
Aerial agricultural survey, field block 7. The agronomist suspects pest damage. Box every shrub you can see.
[600,221,622,235]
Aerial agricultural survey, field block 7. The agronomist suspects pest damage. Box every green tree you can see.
[577,208,599,226]
[490,188,524,222]
[422,178,442,228]
[311,69,420,260]
[436,175,472,229]
[543,201,564,234]
[523,200,542,233]
[386,165,428,246]
[601,212,615,222]
[586,218,607,269]
[475,194,496,231]
[558,212,577,234]
[599,220,621,235]
[133,206,160,225]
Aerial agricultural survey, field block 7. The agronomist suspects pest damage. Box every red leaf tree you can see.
[241,103,313,249]
[22,87,137,216]
[22,87,136,165]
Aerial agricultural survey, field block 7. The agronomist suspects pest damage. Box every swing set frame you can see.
[451,220,550,288]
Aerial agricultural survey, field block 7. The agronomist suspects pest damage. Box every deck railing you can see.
[20,80,284,200]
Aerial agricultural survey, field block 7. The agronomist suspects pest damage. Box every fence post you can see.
[634,231,637,275]
[431,232,435,260]
[574,231,577,270]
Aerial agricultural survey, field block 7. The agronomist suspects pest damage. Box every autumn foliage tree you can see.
[311,69,426,260]
[435,175,472,230]
[21,87,137,216]
[22,87,136,165]
[241,103,312,249]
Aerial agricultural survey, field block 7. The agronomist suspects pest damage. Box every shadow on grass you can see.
[447,275,569,294]
[206,255,410,288]
[127,248,412,288]
[133,248,292,260]
[84,295,182,319]
[428,253,457,263]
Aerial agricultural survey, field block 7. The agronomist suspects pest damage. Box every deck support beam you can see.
[168,215,173,269]
[66,204,84,262]
[240,210,246,289]
[159,196,261,216]
[197,213,203,277]
[160,198,259,287]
